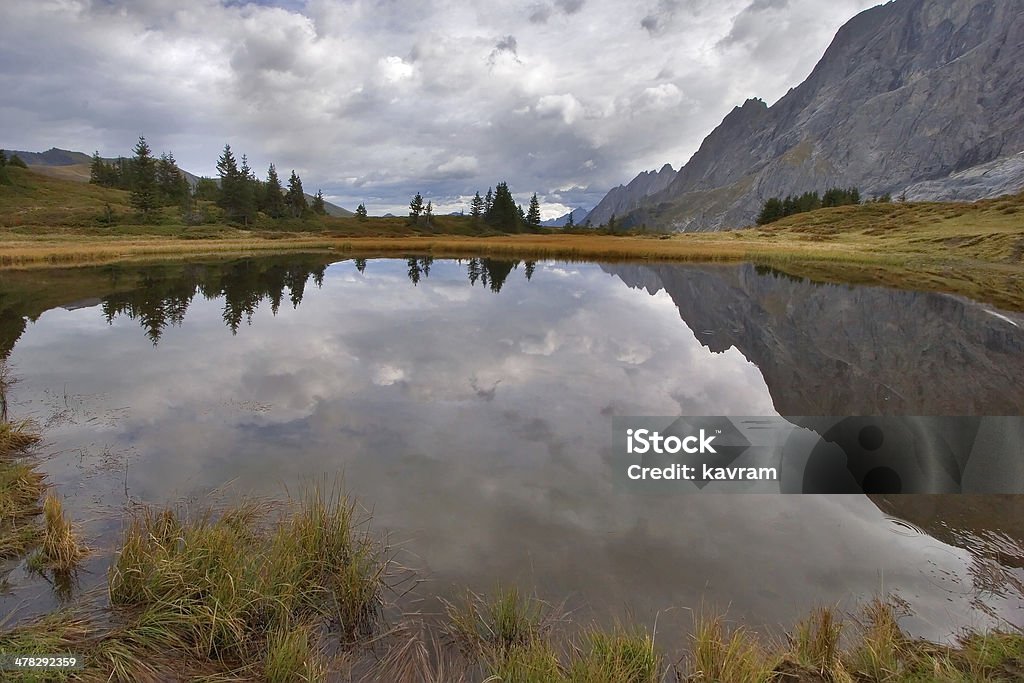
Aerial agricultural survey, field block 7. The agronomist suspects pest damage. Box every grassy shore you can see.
[2,167,1023,308]
[1,491,1022,681]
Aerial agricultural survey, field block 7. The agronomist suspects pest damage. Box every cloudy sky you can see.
[1,0,876,217]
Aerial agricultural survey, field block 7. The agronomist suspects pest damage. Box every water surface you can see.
[1,256,1022,640]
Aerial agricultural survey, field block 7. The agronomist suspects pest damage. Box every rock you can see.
[583,163,675,226]
[603,0,1024,231]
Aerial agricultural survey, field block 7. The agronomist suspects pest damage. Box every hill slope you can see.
[611,0,1024,231]
[7,147,353,217]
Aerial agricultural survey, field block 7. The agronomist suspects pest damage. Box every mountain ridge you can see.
[600,0,1024,231]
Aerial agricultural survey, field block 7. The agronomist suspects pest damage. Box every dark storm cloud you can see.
[0,0,877,218]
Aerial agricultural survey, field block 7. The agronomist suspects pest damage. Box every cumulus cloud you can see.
[0,0,877,216]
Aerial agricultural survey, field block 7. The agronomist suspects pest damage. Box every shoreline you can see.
[1,232,1022,311]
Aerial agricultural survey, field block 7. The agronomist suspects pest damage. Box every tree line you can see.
[89,136,337,224]
[409,183,545,232]
[756,186,895,225]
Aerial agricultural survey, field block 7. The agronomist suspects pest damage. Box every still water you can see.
[1,256,1022,639]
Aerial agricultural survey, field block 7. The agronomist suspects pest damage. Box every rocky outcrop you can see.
[603,262,1024,415]
[902,150,1024,200]
[583,163,675,226]
[610,0,1024,231]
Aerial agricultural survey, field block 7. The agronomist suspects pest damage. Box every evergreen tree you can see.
[354,258,367,273]
[0,149,6,166]
[312,190,327,215]
[565,210,575,229]
[756,197,784,225]
[216,144,248,223]
[425,200,433,225]
[7,154,27,169]
[607,213,617,231]
[130,136,159,218]
[524,260,536,280]
[526,193,541,227]
[355,203,368,220]
[470,191,484,221]
[409,192,424,220]
[89,151,105,185]
[263,164,285,218]
[486,182,520,232]
[156,152,188,205]
[484,187,493,215]
[285,170,307,218]
[237,154,257,223]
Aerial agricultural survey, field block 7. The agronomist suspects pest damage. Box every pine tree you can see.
[312,190,327,215]
[526,193,541,227]
[470,191,484,221]
[89,151,105,185]
[425,200,433,225]
[156,152,188,205]
[565,211,575,229]
[355,203,368,220]
[409,192,424,220]
[524,261,536,280]
[7,154,27,169]
[216,144,246,222]
[263,164,285,218]
[484,187,493,215]
[486,182,520,232]
[237,154,257,223]
[130,136,159,218]
[285,171,307,218]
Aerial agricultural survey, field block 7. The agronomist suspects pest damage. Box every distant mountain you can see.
[584,164,674,226]
[600,0,1024,231]
[540,207,590,227]
[7,147,353,217]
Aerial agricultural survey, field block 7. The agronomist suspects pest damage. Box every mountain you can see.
[602,262,1024,416]
[540,207,590,227]
[6,147,353,216]
[583,164,675,226]
[605,0,1024,231]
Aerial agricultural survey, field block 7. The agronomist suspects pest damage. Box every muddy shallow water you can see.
[1,256,1022,641]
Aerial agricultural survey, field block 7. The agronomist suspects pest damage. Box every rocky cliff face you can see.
[603,262,1024,415]
[612,0,1024,231]
[583,163,675,226]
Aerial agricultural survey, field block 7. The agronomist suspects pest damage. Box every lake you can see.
[1,255,1022,642]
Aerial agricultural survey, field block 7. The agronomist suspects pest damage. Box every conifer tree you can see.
[285,170,307,218]
[484,187,493,215]
[470,191,484,221]
[409,192,424,220]
[130,136,159,218]
[263,164,286,218]
[312,189,327,215]
[355,203,368,220]
[425,200,433,225]
[526,193,541,227]
[486,182,520,232]
[565,210,575,229]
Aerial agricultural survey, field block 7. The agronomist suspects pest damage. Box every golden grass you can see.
[28,493,87,574]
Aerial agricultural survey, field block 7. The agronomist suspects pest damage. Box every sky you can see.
[0,0,878,217]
